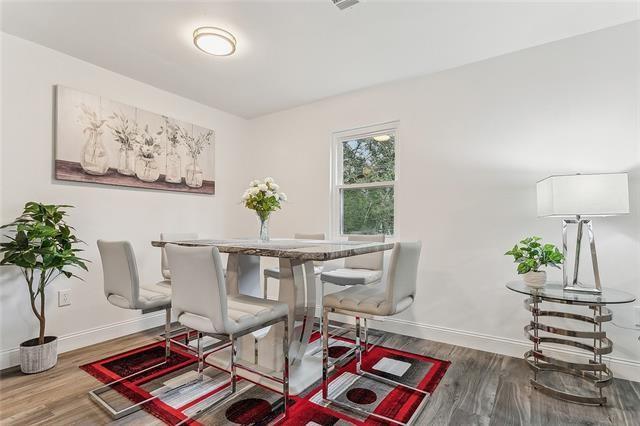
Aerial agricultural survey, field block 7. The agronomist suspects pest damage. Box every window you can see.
[332,122,397,236]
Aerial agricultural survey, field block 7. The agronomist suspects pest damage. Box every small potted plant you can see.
[242,177,287,241]
[0,203,87,373]
[505,236,564,288]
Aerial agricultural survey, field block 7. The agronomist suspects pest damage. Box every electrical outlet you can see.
[58,289,71,307]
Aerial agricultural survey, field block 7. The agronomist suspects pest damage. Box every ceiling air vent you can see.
[332,0,359,10]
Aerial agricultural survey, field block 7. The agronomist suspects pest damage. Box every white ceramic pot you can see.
[523,270,547,288]
[20,336,58,374]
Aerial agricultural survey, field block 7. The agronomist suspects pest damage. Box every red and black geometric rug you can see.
[81,333,450,425]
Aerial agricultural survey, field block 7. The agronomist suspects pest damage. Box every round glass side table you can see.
[506,281,636,405]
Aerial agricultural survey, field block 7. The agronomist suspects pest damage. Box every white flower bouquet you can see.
[242,177,287,241]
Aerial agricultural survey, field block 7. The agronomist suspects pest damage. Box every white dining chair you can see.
[162,233,267,360]
[321,241,422,426]
[91,240,173,419]
[320,234,385,344]
[262,232,326,300]
[320,234,385,288]
[160,232,198,281]
[166,244,290,422]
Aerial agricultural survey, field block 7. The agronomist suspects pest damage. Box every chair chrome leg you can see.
[90,336,229,421]
[197,332,204,381]
[183,327,189,345]
[89,307,173,419]
[355,317,362,374]
[165,307,171,358]
[230,334,237,393]
[319,311,428,426]
[322,307,330,399]
[363,317,368,353]
[88,360,170,419]
[282,317,290,417]
[90,369,211,421]
[319,280,325,334]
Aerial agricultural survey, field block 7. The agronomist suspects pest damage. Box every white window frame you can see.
[330,121,399,238]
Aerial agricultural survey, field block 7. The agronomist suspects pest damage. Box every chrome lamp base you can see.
[562,216,601,294]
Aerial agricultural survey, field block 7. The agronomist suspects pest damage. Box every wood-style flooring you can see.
[1,327,639,425]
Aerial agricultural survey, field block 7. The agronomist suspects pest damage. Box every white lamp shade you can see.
[537,173,630,217]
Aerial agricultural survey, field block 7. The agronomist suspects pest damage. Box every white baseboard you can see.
[3,310,638,382]
[0,312,165,370]
[324,309,639,382]
[367,316,640,382]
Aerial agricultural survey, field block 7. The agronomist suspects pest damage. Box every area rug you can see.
[81,333,449,425]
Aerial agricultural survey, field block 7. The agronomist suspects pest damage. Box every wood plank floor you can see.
[1,327,638,425]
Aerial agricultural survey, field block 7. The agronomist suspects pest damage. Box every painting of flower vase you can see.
[54,85,215,194]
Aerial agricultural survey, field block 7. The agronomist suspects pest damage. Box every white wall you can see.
[2,21,639,380]
[241,22,640,379]
[0,33,249,368]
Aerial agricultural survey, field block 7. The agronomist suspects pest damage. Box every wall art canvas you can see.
[55,85,215,194]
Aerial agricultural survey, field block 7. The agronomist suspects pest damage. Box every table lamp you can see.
[536,173,629,293]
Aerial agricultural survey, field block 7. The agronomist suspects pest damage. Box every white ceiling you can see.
[1,1,638,118]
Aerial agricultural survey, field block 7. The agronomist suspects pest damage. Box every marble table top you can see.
[151,238,394,261]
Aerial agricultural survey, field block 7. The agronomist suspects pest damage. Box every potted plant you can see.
[505,236,564,288]
[242,177,287,241]
[0,203,87,373]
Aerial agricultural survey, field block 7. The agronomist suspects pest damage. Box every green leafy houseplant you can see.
[1,203,87,346]
[505,236,564,275]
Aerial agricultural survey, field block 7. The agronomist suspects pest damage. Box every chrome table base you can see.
[524,295,612,405]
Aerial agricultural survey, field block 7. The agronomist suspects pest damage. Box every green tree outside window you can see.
[341,135,395,235]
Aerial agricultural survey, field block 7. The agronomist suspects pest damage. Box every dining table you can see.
[151,237,394,394]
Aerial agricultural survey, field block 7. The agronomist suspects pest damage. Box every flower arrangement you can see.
[242,177,287,241]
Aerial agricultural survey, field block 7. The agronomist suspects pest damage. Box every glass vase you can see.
[257,213,270,242]
[117,148,136,176]
[80,130,109,175]
[185,158,203,188]
[135,157,160,182]
[164,148,182,184]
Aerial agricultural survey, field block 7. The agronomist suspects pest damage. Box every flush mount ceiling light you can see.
[373,134,391,142]
[193,27,236,56]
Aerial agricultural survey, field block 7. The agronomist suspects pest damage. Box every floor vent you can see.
[332,0,359,10]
